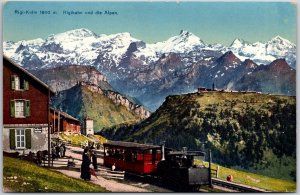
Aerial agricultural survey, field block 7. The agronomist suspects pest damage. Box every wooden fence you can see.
[211,165,220,178]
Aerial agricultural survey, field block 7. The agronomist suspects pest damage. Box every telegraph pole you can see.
[48,89,51,167]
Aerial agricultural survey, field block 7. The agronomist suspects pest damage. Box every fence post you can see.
[216,165,219,178]
[209,150,213,188]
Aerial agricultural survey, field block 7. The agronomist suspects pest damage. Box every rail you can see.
[212,178,271,192]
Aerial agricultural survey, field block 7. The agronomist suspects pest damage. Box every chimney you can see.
[161,141,166,161]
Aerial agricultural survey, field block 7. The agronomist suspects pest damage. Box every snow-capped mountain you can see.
[4,28,296,70]
[133,30,206,64]
[4,28,139,70]
[226,35,296,67]
[3,28,296,111]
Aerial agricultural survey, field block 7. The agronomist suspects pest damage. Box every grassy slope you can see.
[52,85,140,133]
[58,133,108,146]
[114,91,295,181]
[93,135,109,143]
[197,160,296,192]
[3,156,108,192]
[81,86,140,131]
[59,133,92,146]
[130,91,293,139]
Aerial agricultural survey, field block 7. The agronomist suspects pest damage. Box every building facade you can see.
[50,108,81,134]
[83,118,94,135]
[3,56,54,154]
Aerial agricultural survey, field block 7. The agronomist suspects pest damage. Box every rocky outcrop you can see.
[80,82,151,119]
[30,65,111,92]
[30,65,151,119]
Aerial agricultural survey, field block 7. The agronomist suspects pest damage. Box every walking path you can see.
[51,146,150,192]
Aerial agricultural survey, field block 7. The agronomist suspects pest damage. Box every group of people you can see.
[51,142,66,159]
[80,146,98,181]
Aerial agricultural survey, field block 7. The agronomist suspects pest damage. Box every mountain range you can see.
[4,28,296,111]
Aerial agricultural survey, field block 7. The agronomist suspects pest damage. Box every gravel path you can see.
[52,146,150,192]
[55,169,149,192]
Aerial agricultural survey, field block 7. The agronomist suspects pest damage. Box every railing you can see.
[211,165,219,178]
[212,178,271,192]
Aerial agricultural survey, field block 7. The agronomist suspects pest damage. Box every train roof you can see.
[167,151,206,157]
[103,141,162,151]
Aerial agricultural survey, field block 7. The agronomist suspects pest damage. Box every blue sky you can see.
[3,1,296,45]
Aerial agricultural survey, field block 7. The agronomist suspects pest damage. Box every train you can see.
[103,141,212,191]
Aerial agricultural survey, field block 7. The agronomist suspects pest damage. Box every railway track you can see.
[212,178,271,192]
[64,146,270,192]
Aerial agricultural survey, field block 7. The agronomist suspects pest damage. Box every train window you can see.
[156,150,162,161]
[136,152,144,161]
[125,150,133,162]
[133,151,137,162]
[144,149,152,154]
[107,149,113,156]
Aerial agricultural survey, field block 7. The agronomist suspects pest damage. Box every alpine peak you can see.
[49,28,97,40]
[230,38,246,47]
[271,35,286,41]
[217,51,241,64]
[179,30,192,36]
[268,58,291,72]
[268,35,294,46]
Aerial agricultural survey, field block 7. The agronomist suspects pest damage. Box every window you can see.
[10,100,30,118]
[15,100,25,117]
[9,129,31,150]
[11,75,29,91]
[16,129,26,149]
[15,76,20,90]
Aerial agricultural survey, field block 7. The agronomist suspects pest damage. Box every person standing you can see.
[61,143,66,157]
[55,144,60,158]
[59,144,64,158]
[91,150,98,170]
[51,144,57,160]
[80,147,91,181]
[60,143,66,157]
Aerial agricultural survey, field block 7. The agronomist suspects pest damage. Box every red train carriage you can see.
[103,141,163,175]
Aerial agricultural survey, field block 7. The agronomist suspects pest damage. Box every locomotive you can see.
[103,141,212,190]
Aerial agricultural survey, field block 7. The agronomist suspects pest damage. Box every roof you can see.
[167,151,206,157]
[103,141,162,151]
[50,108,80,122]
[3,55,55,94]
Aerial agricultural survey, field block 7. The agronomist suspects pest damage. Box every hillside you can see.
[101,91,296,180]
[3,156,107,192]
[51,84,144,133]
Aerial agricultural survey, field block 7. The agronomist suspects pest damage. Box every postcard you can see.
[2,1,296,192]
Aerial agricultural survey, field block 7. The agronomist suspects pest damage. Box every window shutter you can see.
[11,75,15,90]
[25,100,31,117]
[25,129,31,149]
[24,80,29,90]
[10,100,15,117]
[9,129,16,149]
